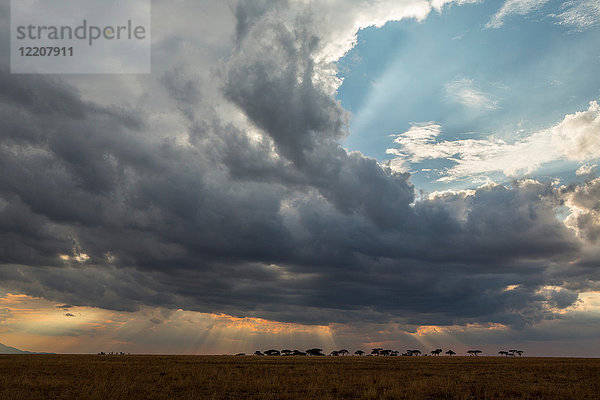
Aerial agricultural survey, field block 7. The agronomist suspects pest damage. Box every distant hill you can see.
[0,342,50,354]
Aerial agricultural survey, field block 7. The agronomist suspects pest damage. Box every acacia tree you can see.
[306,348,324,356]
[354,350,364,356]
[445,350,456,356]
[371,348,383,356]
[338,349,349,356]
[467,350,482,356]
[431,349,442,356]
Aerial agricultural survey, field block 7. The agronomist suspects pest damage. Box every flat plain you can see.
[0,355,598,399]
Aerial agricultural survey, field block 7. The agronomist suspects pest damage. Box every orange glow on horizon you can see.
[2,290,599,355]
[0,291,336,354]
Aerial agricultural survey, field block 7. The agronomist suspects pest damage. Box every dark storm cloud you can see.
[224,10,415,229]
[0,1,597,331]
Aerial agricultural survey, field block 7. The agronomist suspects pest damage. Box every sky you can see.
[0,0,599,356]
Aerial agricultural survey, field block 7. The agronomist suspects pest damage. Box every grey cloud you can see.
[545,287,579,309]
[225,20,344,165]
[224,13,415,228]
[234,0,288,44]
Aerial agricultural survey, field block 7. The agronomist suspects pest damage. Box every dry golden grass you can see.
[0,355,598,399]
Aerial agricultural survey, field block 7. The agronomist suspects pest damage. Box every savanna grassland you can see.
[0,355,598,400]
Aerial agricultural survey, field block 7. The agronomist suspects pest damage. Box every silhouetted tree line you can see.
[498,350,523,357]
[95,347,524,357]
[245,348,525,357]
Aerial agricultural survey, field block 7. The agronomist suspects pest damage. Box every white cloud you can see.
[431,0,479,12]
[553,0,600,30]
[486,0,549,28]
[487,0,600,30]
[387,101,600,181]
[576,164,598,176]
[552,101,600,161]
[445,78,498,110]
[563,177,600,242]
[382,157,411,173]
[281,0,480,62]
[386,122,442,162]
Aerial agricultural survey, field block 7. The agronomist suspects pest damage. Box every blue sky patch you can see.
[336,0,600,191]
